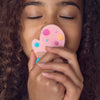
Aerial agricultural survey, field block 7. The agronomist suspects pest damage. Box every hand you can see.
[38,47,84,100]
[28,50,65,100]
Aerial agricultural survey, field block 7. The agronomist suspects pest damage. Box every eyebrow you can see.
[24,1,80,10]
[58,1,80,10]
[24,1,44,6]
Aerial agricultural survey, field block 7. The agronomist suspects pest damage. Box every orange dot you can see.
[57,34,64,40]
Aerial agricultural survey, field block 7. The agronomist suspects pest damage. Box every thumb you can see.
[28,50,37,72]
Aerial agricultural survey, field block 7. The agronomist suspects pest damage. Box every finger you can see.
[38,62,83,87]
[46,47,84,82]
[42,72,83,100]
[38,52,59,63]
[28,50,37,73]
[30,52,59,75]
[42,72,83,94]
[53,57,64,63]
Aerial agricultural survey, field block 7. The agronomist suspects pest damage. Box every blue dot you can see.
[46,39,48,42]
[36,58,40,63]
[34,42,40,47]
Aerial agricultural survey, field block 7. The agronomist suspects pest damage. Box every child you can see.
[0,0,100,100]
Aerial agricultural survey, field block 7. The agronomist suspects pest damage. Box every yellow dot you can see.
[57,34,64,40]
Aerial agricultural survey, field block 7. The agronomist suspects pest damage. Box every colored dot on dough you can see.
[36,58,40,63]
[43,29,50,35]
[55,41,59,45]
[34,42,40,47]
[46,39,49,42]
[57,34,64,40]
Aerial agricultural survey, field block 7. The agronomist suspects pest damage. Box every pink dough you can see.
[32,24,65,54]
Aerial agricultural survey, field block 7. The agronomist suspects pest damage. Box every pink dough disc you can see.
[32,24,65,56]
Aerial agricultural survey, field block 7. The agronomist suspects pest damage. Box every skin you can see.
[20,0,83,100]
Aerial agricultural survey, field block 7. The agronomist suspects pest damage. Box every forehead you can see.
[25,0,83,7]
[24,0,83,12]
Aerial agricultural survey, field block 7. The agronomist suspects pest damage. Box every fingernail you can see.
[42,73,49,76]
[37,63,45,66]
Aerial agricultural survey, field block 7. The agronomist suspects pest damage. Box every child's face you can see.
[20,0,83,58]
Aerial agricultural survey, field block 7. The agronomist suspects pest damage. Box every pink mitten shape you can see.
[32,24,65,58]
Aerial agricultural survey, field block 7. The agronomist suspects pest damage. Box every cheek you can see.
[20,28,40,58]
[65,34,81,52]
[64,24,82,52]
[20,18,44,57]
[70,33,81,51]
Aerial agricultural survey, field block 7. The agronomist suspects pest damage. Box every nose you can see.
[43,14,59,26]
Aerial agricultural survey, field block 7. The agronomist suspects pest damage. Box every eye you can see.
[60,16,74,20]
[27,16,42,19]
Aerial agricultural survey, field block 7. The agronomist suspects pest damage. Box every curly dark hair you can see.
[0,0,100,100]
